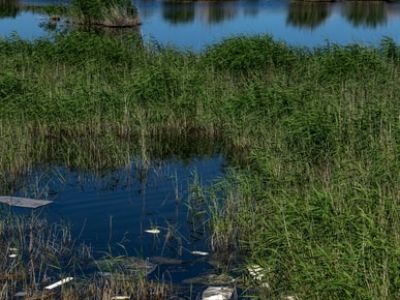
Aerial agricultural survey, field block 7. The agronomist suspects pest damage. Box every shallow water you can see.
[1,0,400,49]
[8,153,225,293]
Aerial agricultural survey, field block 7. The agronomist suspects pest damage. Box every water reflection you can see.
[162,1,195,24]
[0,0,19,18]
[287,0,332,29]
[2,0,400,48]
[342,1,387,28]
[204,2,237,24]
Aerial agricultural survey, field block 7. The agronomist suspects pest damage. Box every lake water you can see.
[1,0,400,50]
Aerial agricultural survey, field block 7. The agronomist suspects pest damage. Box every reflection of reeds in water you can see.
[0,124,222,196]
[206,2,237,24]
[287,0,332,29]
[162,1,195,24]
[161,1,238,25]
[342,1,387,28]
[0,0,19,18]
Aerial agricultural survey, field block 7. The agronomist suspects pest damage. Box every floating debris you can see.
[247,265,270,288]
[191,250,209,256]
[44,277,74,290]
[96,257,156,276]
[247,265,264,281]
[0,196,52,209]
[9,247,18,252]
[145,228,160,234]
[111,296,130,300]
[149,256,183,265]
[202,286,236,300]
[183,273,235,286]
[8,254,17,258]
[97,271,112,277]
[14,291,26,297]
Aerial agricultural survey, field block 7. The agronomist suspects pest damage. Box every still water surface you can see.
[9,152,225,292]
[1,0,400,49]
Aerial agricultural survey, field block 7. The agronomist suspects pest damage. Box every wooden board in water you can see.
[0,196,53,209]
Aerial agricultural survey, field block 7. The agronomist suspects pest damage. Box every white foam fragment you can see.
[202,286,235,300]
[145,228,160,234]
[111,296,130,300]
[191,250,209,256]
[44,277,74,290]
[9,254,17,258]
[247,265,265,281]
[247,265,270,288]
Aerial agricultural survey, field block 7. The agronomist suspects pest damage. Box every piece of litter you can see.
[9,248,18,252]
[97,272,112,277]
[145,228,160,234]
[0,196,52,209]
[14,291,26,297]
[247,265,270,289]
[202,286,235,300]
[44,277,74,290]
[8,254,17,258]
[111,297,130,300]
[191,250,209,256]
[247,265,265,281]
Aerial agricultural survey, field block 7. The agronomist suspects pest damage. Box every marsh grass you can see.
[3,32,400,298]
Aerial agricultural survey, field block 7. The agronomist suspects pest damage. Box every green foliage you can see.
[2,32,400,299]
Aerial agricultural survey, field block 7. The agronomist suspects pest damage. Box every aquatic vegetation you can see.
[2,32,400,298]
[0,212,171,299]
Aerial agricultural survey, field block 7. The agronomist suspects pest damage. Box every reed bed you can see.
[2,32,400,298]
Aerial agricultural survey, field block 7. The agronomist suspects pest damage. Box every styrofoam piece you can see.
[44,277,74,290]
[145,228,160,234]
[191,250,209,256]
[202,286,235,300]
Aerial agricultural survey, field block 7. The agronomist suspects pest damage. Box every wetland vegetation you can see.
[0,0,400,299]
[2,29,400,298]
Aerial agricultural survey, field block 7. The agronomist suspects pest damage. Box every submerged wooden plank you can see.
[0,196,53,209]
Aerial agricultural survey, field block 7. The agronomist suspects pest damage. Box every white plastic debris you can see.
[191,250,209,256]
[202,286,235,300]
[247,265,265,281]
[111,297,130,300]
[9,247,18,252]
[247,265,270,288]
[44,277,74,290]
[8,254,17,258]
[145,228,160,234]
[14,291,26,297]
[0,196,52,208]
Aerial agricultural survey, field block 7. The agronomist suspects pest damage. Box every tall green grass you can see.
[2,32,400,298]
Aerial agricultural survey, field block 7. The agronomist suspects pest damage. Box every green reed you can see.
[2,32,400,298]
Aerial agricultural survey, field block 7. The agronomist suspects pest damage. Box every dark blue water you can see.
[10,154,225,288]
[1,0,400,50]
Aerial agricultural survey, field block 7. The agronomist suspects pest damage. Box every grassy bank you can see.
[2,32,400,298]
